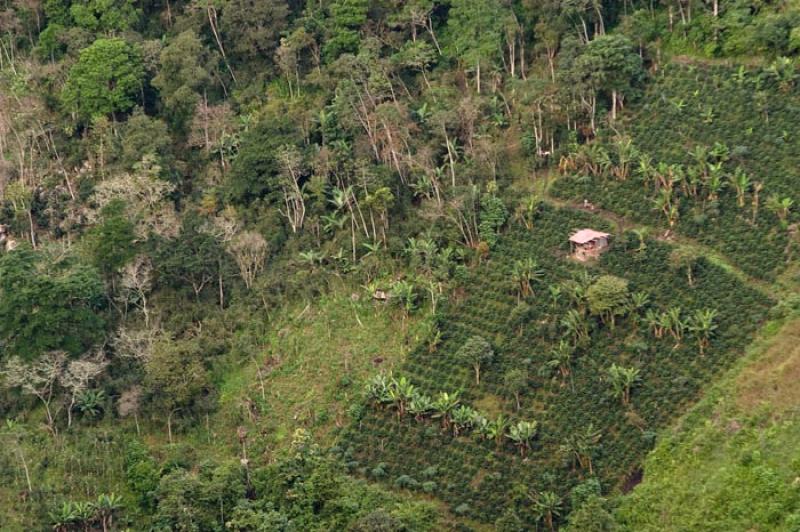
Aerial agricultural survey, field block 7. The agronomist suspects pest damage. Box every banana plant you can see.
[387,376,417,417]
[408,394,435,421]
[365,374,393,405]
[450,405,478,436]
[511,258,544,299]
[507,420,538,456]
[533,490,562,532]
[432,391,460,428]
[688,308,718,356]
[94,493,123,532]
[607,364,640,406]
[559,424,602,475]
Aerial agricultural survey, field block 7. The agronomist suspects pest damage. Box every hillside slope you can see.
[617,315,800,531]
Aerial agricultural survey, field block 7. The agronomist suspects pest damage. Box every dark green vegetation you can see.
[345,204,771,525]
[553,62,800,280]
[0,0,799,529]
[618,316,800,531]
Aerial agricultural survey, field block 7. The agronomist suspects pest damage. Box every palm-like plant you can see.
[766,195,794,227]
[390,280,417,318]
[73,501,95,526]
[631,227,649,253]
[546,340,574,382]
[507,420,538,456]
[630,291,650,313]
[644,308,663,338]
[607,364,641,406]
[487,414,509,448]
[450,405,478,436]
[361,240,382,258]
[688,308,718,356]
[636,152,654,182]
[432,391,460,428]
[365,374,393,405]
[561,309,589,346]
[94,493,123,532]
[612,135,638,181]
[388,376,417,417]
[50,502,79,532]
[511,258,543,299]
[473,414,491,438]
[665,306,685,342]
[407,394,435,421]
[76,389,105,419]
[533,490,562,532]
[298,249,326,267]
[547,284,562,309]
[706,162,726,202]
[559,423,602,475]
[730,168,751,208]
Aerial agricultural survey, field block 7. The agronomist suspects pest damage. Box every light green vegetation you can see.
[617,315,800,531]
[213,287,430,449]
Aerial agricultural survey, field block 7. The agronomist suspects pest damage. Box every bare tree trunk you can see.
[444,129,456,188]
[611,89,618,121]
[15,446,32,493]
[207,3,236,83]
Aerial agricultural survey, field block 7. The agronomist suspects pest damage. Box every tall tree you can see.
[456,335,494,385]
[61,38,144,122]
[445,0,511,92]
[221,0,289,62]
[564,34,643,130]
[152,30,214,130]
[0,247,106,360]
[324,0,369,61]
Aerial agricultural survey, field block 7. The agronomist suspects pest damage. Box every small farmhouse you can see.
[569,229,611,261]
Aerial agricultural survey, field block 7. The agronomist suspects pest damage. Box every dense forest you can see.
[1,0,799,530]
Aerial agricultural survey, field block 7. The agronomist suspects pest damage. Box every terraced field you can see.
[342,204,772,525]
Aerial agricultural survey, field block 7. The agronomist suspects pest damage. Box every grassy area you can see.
[208,286,431,454]
[0,286,430,529]
[616,317,800,531]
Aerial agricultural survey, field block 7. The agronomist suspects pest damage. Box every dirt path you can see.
[541,193,781,299]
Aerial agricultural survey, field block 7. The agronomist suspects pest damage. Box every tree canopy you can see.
[61,37,144,121]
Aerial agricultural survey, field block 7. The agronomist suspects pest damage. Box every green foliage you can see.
[84,199,136,278]
[154,215,226,298]
[617,320,800,531]
[124,441,160,511]
[151,30,214,130]
[3,0,798,529]
[606,364,640,405]
[347,205,771,524]
[456,335,494,385]
[565,495,617,531]
[0,247,106,360]
[144,336,212,413]
[554,63,799,279]
[445,0,511,83]
[225,112,303,204]
[479,192,508,248]
[324,0,369,60]
[119,109,174,170]
[221,0,289,61]
[581,34,643,95]
[587,275,630,327]
[69,0,140,33]
[61,38,144,122]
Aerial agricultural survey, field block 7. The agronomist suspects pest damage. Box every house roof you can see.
[569,229,611,244]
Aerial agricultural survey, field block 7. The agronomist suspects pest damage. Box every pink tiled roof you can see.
[569,229,611,244]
